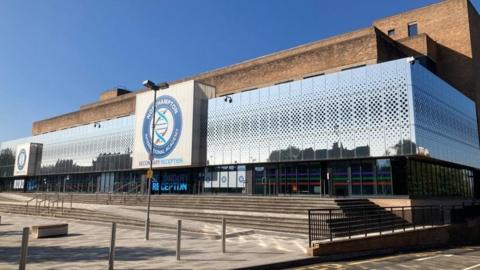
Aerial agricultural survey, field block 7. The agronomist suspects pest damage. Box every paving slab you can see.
[0,213,309,270]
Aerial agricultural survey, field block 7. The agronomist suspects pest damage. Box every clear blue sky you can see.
[0,0,479,142]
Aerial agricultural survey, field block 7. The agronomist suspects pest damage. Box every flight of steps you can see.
[0,203,198,233]
[327,200,408,238]
[3,193,403,235]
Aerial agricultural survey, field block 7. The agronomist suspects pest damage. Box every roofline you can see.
[373,0,460,24]
[170,27,376,84]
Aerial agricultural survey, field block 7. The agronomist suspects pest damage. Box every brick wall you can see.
[374,0,476,100]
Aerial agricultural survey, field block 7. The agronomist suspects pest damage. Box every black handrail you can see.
[308,202,480,248]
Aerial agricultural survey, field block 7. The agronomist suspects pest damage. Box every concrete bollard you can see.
[108,222,116,270]
[222,217,226,254]
[176,220,182,261]
[19,227,29,270]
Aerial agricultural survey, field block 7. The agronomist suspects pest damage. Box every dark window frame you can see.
[408,22,418,37]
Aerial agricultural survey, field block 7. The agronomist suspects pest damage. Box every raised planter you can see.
[31,224,68,238]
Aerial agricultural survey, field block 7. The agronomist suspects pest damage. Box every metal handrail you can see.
[308,202,480,247]
[25,194,40,215]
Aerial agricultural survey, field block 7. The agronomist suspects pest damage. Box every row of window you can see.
[387,22,418,38]
[407,159,474,197]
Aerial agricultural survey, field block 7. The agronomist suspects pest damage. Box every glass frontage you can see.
[249,159,392,196]
[0,116,134,177]
[17,171,143,193]
[407,159,474,198]
[411,62,480,169]
[204,165,247,193]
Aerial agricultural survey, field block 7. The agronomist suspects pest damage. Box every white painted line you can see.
[463,263,480,270]
[415,254,453,261]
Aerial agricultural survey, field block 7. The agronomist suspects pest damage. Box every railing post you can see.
[108,222,116,270]
[222,217,226,253]
[364,208,367,237]
[422,207,426,229]
[413,207,416,230]
[19,227,29,270]
[70,194,73,210]
[440,205,444,225]
[176,220,182,261]
[308,210,312,248]
[391,207,394,233]
[379,209,382,236]
[431,206,434,227]
[61,198,64,214]
[329,209,333,242]
[402,207,406,232]
[347,213,351,239]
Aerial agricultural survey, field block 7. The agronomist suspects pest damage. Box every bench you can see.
[31,224,68,238]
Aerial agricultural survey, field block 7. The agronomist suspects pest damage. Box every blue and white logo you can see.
[238,175,245,183]
[142,95,183,159]
[17,149,27,171]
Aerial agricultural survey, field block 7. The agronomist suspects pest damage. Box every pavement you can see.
[0,213,309,270]
[291,246,480,270]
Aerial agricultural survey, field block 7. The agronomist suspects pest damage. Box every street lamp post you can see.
[63,176,70,193]
[142,80,169,240]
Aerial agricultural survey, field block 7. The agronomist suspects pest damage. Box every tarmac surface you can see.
[0,213,309,270]
[292,246,480,270]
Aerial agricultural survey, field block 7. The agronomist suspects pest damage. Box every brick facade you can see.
[32,0,480,136]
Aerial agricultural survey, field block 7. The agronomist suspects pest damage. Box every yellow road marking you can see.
[347,254,403,266]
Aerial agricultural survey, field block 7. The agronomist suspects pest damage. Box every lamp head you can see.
[143,80,169,91]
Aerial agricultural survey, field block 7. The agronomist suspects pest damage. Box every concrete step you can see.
[0,204,309,234]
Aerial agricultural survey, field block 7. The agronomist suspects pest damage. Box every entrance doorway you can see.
[253,164,323,196]
[254,166,279,196]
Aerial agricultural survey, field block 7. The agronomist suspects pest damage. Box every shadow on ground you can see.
[0,245,202,263]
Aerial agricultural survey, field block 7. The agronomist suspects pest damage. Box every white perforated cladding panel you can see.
[207,59,414,165]
[411,64,480,168]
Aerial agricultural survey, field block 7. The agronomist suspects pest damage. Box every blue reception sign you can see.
[152,179,160,192]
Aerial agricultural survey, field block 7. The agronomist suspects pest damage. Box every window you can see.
[408,23,418,37]
[387,29,395,37]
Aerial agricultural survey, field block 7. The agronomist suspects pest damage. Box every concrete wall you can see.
[309,226,449,256]
[370,198,476,208]
[309,218,480,256]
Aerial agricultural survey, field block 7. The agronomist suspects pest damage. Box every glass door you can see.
[254,166,279,196]
[331,162,350,196]
[266,167,278,196]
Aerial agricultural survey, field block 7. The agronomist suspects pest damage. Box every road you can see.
[293,246,480,270]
